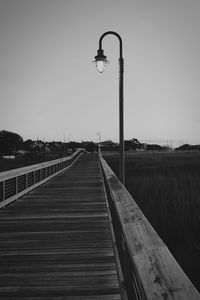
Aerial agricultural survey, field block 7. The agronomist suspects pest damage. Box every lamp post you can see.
[96,130,101,153]
[94,31,125,184]
[96,131,101,143]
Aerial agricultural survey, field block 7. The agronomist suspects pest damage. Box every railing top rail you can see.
[0,148,84,181]
[100,154,200,299]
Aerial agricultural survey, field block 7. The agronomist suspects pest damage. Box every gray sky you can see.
[0,0,200,145]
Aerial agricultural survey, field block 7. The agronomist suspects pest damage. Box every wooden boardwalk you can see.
[0,154,122,299]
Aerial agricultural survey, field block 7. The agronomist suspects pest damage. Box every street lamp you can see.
[93,31,125,184]
[96,131,101,143]
[96,131,101,153]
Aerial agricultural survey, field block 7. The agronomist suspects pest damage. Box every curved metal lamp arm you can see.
[95,31,125,184]
[99,31,123,59]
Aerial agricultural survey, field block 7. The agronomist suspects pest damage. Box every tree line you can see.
[0,130,199,157]
[0,130,97,156]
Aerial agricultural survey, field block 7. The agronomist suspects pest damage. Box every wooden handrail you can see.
[100,154,200,299]
[0,149,85,208]
[0,149,84,181]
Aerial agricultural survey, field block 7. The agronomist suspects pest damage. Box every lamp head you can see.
[93,49,109,73]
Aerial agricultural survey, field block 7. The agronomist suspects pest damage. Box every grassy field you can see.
[104,151,200,292]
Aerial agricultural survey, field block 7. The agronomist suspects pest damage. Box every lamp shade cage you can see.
[93,49,109,73]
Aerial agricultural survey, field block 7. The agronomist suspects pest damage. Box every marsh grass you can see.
[104,151,200,291]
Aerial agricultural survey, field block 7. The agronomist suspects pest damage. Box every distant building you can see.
[2,155,15,159]
[139,143,147,151]
[125,138,141,151]
[99,140,119,151]
[14,150,28,156]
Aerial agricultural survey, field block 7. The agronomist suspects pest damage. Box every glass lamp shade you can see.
[93,49,109,73]
[94,59,109,73]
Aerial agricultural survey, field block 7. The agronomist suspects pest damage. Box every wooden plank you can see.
[0,154,122,299]
[0,295,121,300]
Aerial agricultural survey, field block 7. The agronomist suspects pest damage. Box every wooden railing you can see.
[100,154,200,299]
[0,149,85,208]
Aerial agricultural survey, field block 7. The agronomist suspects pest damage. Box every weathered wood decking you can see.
[0,154,122,299]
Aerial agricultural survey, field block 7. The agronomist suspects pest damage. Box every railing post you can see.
[2,181,5,202]
[33,171,36,185]
[25,173,28,189]
[16,176,18,195]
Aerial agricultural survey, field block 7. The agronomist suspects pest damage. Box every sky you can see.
[0,0,200,146]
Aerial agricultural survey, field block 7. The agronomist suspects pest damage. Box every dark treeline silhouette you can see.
[0,130,97,157]
[0,130,23,155]
[124,138,200,152]
[175,144,200,151]
[1,130,200,157]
